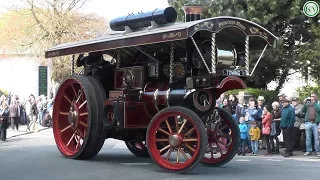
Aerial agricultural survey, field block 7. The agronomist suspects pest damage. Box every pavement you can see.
[6,125,50,139]
[0,129,319,180]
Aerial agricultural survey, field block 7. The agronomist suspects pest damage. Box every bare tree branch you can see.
[1,0,107,81]
[66,0,83,13]
[26,0,50,37]
[22,33,48,47]
[73,0,88,12]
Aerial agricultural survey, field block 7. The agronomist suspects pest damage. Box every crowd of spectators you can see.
[217,92,320,158]
[0,93,53,141]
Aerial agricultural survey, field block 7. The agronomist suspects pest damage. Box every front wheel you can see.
[201,107,240,167]
[147,106,208,173]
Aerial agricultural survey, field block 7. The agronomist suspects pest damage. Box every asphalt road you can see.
[0,129,318,180]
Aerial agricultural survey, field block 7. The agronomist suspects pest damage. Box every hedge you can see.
[0,88,8,97]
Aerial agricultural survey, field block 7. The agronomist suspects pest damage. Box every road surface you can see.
[0,129,318,180]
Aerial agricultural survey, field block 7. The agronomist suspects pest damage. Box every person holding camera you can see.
[302,93,320,157]
[244,97,258,153]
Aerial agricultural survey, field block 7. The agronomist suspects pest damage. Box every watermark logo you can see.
[303,1,319,17]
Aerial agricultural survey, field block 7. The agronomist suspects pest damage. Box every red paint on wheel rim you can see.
[53,79,89,156]
[148,111,201,170]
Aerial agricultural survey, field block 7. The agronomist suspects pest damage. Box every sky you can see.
[0,0,170,20]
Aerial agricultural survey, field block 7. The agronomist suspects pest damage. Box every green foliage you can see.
[0,88,9,97]
[227,88,278,106]
[169,0,313,90]
[298,19,320,84]
[296,85,320,100]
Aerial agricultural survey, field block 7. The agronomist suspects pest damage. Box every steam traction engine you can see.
[45,5,277,173]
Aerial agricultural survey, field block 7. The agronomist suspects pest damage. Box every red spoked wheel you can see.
[147,106,207,173]
[52,75,106,159]
[125,141,150,157]
[201,107,240,167]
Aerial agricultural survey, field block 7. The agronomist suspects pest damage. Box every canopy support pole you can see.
[116,50,120,68]
[71,55,75,75]
[245,36,250,75]
[250,44,268,76]
[191,36,211,74]
[169,43,174,84]
[211,33,216,74]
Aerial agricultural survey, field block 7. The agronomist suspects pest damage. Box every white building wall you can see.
[0,55,42,100]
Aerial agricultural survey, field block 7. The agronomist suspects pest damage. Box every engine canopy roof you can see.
[45,16,278,59]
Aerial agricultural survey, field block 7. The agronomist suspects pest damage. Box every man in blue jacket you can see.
[280,97,295,157]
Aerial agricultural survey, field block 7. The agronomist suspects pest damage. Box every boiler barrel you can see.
[142,82,193,116]
[109,7,177,31]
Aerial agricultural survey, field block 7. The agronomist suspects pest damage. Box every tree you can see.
[169,0,312,91]
[298,17,320,84]
[296,85,320,100]
[0,0,108,82]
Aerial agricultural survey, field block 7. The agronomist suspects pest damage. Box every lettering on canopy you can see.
[217,20,246,31]
[249,27,268,40]
[216,19,269,40]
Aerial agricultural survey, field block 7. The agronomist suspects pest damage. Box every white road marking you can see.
[119,163,151,166]
[292,158,319,162]
[236,159,251,162]
[265,159,282,162]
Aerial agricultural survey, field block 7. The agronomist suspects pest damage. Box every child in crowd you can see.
[249,121,260,156]
[238,117,248,156]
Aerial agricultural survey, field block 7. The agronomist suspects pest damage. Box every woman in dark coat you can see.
[271,101,282,154]
[222,98,233,114]
[0,101,10,141]
[229,94,238,115]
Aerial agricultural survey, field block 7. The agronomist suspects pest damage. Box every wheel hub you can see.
[168,134,181,147]
[67,104,79,130]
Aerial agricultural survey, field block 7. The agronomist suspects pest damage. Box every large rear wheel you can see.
[85,76,108,157]
[52,75,106,159]
[147,106,207,173]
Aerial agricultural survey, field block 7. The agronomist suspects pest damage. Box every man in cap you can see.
[291,97,305,151]
[302,93,320,157]
[280,97,295,157]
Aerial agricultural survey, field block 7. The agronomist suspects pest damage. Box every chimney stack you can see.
[183,4,203,22]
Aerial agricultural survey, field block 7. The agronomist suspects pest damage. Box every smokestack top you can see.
[183,4,203,15]
[182,4,203,22]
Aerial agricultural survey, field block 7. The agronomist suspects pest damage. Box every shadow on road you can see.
[92,151,244,176]
[0,137,26,143]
